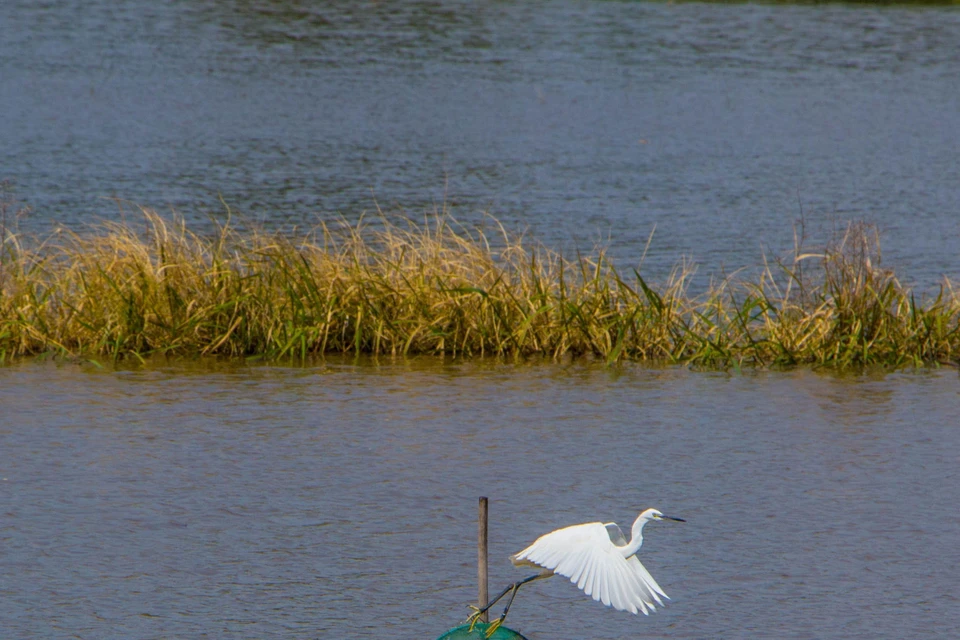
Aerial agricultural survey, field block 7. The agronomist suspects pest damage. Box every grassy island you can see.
[1,210,957,368]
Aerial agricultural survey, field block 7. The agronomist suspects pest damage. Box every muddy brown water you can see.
[2,1,959,289]
[1,359,958,638]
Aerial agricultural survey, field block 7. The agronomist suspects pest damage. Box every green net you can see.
[436,623,529,639]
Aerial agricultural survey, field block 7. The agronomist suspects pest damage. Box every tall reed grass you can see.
[1,208,957,368]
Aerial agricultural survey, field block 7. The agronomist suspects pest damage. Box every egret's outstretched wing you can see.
[627,555,668,604]
[604,522,627,546]
[604,521,666,604]
[511,522,666,615]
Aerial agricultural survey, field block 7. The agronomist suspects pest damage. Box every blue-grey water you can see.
[1,360,959,639]
[3,2,960,638]
[2,0,959,287]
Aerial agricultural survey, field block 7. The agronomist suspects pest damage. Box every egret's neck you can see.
[621,514,648,557]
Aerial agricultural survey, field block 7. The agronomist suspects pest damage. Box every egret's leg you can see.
[484,573,544,638]
[466,582,517,631]
[467,573,545,634]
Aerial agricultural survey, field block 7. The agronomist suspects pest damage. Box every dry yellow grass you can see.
[1,209,957,368]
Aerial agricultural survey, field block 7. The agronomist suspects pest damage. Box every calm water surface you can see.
[2,1,960,287]
[1,360,958,638]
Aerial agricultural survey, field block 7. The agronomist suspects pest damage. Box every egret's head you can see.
[644,508,686,523]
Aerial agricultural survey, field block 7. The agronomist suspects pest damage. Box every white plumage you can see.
[510,508,682,615]
[466,507,684,637]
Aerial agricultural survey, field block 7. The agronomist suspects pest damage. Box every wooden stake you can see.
[478,496,489,623]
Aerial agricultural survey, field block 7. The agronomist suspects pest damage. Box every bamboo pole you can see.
[478,496,489,623]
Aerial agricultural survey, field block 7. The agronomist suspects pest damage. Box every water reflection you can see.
[213,1,488,60]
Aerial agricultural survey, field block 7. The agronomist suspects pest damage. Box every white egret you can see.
[467,507,684,637]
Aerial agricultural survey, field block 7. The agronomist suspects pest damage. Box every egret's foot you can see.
[465,606,484,633]
[483,617,504,638]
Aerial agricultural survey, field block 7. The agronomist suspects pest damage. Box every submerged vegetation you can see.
[0,206,957,368]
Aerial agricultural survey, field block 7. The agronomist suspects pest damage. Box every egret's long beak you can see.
[662,515,686,522]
